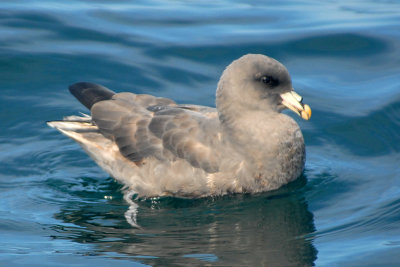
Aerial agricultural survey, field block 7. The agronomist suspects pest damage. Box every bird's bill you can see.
[280,90,312,120]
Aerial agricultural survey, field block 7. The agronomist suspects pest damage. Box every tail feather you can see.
[47,120,95,131]
[47,118,101,145]
[69,82,115,110]
[47,117,121,180]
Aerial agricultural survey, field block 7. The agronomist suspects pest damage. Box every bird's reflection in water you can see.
[53,176,317,266]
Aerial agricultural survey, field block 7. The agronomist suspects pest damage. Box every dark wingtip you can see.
[69,82,116,110]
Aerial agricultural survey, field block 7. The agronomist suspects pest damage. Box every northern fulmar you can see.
[48,54,311,198]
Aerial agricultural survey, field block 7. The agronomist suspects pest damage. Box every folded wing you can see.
[76,84,221,173]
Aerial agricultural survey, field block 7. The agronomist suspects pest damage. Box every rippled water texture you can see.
[1,0,400,266]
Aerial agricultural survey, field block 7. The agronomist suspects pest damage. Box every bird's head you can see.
[217,54,311,120]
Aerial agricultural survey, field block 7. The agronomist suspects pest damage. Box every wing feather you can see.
[149,107,221,173]
[91,91,220,172]
[91,92,170,162]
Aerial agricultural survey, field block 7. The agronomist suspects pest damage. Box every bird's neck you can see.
[218,103,279,148]
[217,97,302,157]
[215,80,292,156]
[218,104,305,188]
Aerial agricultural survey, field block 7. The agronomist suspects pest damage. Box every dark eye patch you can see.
[260,75,279,87]
[261,76,271,84]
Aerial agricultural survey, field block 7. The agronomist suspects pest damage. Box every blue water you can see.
[1,0,400,266]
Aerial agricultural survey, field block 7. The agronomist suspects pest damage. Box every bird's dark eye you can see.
[261,76,272,84]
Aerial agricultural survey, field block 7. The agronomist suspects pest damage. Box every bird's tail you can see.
[48,81,115,143]
[69,82,115,110]
[47,114,100,145]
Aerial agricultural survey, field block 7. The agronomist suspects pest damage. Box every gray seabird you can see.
[48,54,312,198]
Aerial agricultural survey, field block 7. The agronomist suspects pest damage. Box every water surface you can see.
[1,0,400,266]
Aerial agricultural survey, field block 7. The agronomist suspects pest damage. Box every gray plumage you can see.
[48,54,310,198]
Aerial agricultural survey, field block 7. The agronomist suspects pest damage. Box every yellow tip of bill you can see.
[301,104,312,120]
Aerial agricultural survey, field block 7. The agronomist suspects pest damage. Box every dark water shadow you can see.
[304,97,400,157]
[0,10,151,48]
[52,175,317,266]
[145,33,389,64]
[325,97,400,156]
